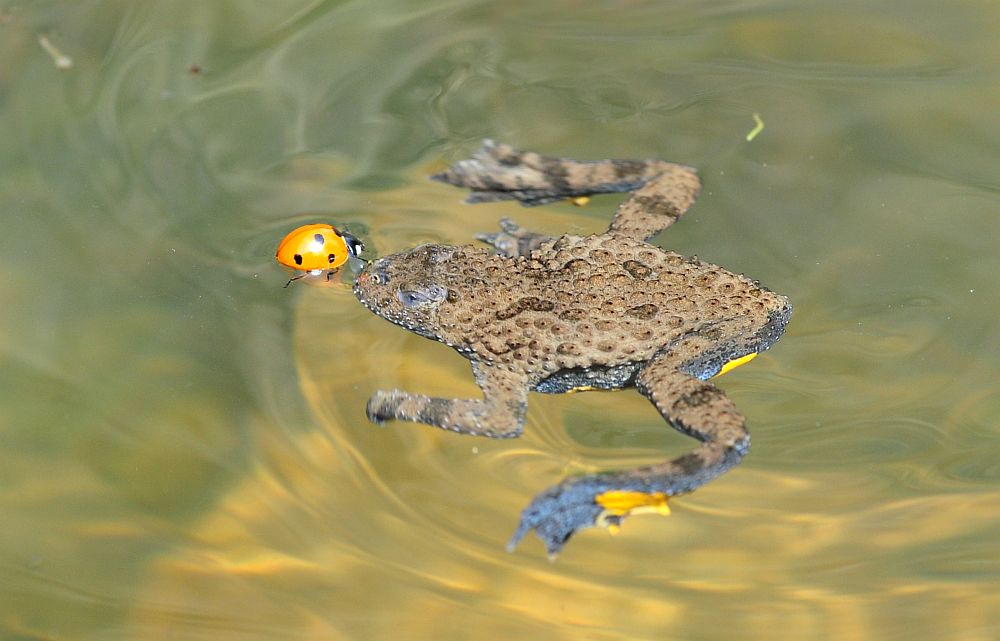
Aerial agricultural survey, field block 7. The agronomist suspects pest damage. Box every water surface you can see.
[1,1,998,640]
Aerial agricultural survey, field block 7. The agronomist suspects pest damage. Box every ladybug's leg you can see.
[284,273,308,288]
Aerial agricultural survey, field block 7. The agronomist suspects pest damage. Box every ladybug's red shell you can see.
[276,224,352,271]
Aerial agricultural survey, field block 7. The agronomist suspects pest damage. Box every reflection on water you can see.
[1,1,998,640]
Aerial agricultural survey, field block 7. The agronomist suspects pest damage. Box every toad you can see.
[353,141,791,555]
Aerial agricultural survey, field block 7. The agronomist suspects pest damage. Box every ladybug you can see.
[275,223,364,286]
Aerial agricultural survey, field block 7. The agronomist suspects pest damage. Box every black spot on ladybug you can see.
[314,233,325,244]
[293,254,303,266]
[328,253,336,264]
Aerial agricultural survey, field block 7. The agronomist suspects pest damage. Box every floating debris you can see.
[745,113,764,142]
[38,34,73,69]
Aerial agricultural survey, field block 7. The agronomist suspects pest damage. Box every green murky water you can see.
[2,2,998,639]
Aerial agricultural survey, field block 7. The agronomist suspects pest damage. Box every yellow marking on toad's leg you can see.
[570,196,591,207]
[714,352,757,378]
[595,490,671,533]
[565,385,596,394]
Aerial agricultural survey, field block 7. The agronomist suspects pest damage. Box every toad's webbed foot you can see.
[508,473,674,557]
[508,476,605,557]
[474,217,552,258]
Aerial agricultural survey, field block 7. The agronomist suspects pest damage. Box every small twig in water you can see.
[745,113,764,142]
[38,34,73,70]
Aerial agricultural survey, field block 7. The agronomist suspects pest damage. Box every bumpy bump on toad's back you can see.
[354,140,791,556]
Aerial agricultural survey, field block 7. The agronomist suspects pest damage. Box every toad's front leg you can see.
[474,217,552,258]
[366,362,529,439]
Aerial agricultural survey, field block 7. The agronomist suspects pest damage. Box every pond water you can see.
[1,1,998,640]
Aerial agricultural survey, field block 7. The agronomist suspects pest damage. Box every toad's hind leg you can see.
[508,357,749,556]
[607,163,702,241]
[431,140,701,241]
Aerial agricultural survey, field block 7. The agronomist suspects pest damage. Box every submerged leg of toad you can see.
[438,137,703,261]
[432,138,701,243]
[508,359,749,556]
[366,362,529,439]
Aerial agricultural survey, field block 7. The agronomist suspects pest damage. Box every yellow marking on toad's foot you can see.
[570,196,591,207]
[595,490,671,534]
[714,352,758,378]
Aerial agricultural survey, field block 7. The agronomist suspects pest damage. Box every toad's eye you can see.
[397,285,447,308]
[397,290,424,307]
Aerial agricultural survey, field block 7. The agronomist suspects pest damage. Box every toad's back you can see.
[427,233,783,385]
